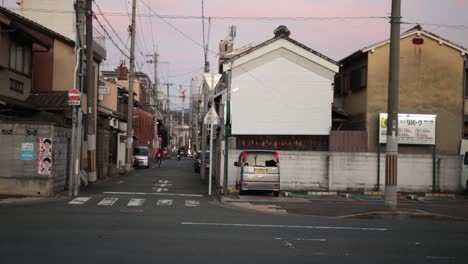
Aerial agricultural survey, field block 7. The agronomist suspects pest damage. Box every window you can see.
[350,66,367,91]
[9,79,24,93]
[9,42,31,75]
[464,152,468,165]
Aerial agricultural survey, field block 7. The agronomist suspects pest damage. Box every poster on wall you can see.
[379,113,436,145]
[20,143,35,161]
[38,138,53,175]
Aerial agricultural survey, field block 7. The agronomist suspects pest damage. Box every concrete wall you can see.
[367,34,465,155]
[224,149,462,193]
[0,122,71,196]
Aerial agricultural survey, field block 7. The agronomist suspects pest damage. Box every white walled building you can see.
[20,0,76,40]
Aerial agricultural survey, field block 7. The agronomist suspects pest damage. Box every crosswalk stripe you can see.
[185,200,200,207]
[157,199,173,206]
[98,198,119,206]
[68,197,90,205]
[127,198,145,207]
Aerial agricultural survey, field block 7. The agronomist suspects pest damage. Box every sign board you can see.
[379,113,436,145]
[20,143,34,161]
[204,106,219,125]
[68,88,81,106]
[99,85,110,95]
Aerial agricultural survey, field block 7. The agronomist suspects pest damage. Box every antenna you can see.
[229,25,237,41]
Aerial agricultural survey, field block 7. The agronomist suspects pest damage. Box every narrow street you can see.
[0,159,467,264]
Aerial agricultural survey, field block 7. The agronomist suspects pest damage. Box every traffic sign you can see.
[68,88,81,106]
[204,106,219,125]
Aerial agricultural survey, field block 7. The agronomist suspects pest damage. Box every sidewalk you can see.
[221,192,468,220]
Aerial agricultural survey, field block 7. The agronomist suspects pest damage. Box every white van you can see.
[460,139,468,190]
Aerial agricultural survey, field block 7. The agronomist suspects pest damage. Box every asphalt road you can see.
[1,159,467,264]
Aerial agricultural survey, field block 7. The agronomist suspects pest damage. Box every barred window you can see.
[9,79,24,93]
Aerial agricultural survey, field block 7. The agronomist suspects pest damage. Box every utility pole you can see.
[125,0,137,172]
[163,82,173,152]
[147,52,159,151]
[70,0,86,196]
[85,0,97,183]
[385,0,401,211]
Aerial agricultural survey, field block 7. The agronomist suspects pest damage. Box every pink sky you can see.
[4,0,468,108]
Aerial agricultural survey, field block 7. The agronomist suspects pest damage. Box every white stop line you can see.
[180,222,387,231]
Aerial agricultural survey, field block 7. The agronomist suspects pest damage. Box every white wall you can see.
[224,150,462,193]
[231,57,333,135]
[21,0,75,40]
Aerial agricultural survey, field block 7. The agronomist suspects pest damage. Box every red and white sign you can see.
[68,88,81,105]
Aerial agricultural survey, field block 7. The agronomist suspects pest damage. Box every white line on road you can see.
[295,238,327,242]
[116,181,124,184]
[68,197,90,205]
[103,191,203,197]
[153,183,172,187]
[274,238,294,249]
[127,199,145,207]
[185,200,200,207]
[181,222,387,231]
[98,198,119,206]
[157,199,173,206]
[158,180,170,184]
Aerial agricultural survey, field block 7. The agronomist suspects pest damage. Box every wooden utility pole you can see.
[125,0,137,172]
[147,52,159,150]
[385,0,401,211]
[85,0,96,182]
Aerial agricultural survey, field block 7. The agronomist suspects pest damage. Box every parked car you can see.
[234,150,280,197]
[194,151,210,173]
[132,145,150,169]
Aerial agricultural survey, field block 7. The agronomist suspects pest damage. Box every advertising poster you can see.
[379,113,436,145]
[38,138,53,175]
[20,143,35,161]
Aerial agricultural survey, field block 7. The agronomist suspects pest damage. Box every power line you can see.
[137,0,218,55]
[147,0,157,52]
[93,0,129,51]
[93,13,130,59]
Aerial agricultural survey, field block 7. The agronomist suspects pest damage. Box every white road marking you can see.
[185,200,200,207]
[158,180,170,184]
[127,199,145,207]
[68,197,90,205]
[274,238,294,249]
[295,238,327,242]
[98,198,119,206]
[181,222,387,231]
[103,191,203,197]
[152,188,169,192]
[153,183,172,187]
[426,256,455,260]
[116,181,124,184]
[157,199,173,206]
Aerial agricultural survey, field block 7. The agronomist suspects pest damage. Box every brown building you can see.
[335,26,468,155]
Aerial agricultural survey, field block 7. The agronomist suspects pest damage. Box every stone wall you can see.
[0,122,71,196]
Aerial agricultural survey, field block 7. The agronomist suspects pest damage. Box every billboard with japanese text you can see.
[379,113,436,145]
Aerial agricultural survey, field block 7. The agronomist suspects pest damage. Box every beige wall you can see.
[100,80,118,112]
[117,80,141,102]
[52,40,74,91]
[339,54,368,116]
[367,34,465,154]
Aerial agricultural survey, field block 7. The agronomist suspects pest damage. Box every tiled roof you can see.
[25,91,69,110]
